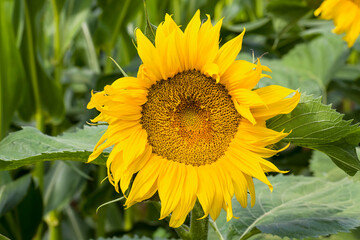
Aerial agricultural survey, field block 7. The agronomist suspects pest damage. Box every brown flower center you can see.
[141,70,240,166]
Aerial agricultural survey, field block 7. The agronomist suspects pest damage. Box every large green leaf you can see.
[260,34,348,97]
[267,95,360,175]
[282,34,348,90]
[0,126,108,171]
[0,174,31,216]
[216,175,360,239]
[310,150,360,182]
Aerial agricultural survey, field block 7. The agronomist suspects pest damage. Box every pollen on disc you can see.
[141,70,241,166]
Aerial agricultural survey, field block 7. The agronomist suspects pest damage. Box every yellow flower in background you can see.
[87,10,300,228]
[315,0,360,47]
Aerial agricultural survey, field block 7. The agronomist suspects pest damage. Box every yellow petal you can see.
[183,10,201,70]
[215,29,245,76]
[233,100,256,125]
[196,16,223,70]
[158,162,185,219]
[251,86,300,120]
[125,155,164,206]
[136,29,165,81]
[196,166,216,218]
[221,59,267,90]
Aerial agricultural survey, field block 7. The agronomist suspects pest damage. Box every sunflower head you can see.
[87,10,300,228]
[315,0,360,47]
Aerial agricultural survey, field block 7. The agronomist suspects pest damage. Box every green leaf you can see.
[267,95,360,175]
[44,161,88,214]
[282,34,348,89]
[225,18,271,32]
[143,0,157,44]
[259,59,322,96]
[0,233,11,240]
[0,125,108,171]
[216,175,360,239]
[260,34,348,97]
[96,236,152,240]
[17,180,43,240]
[0,174,31,216]
[266,0,310,38]
[57,0,92,56]
[310,150,360,182]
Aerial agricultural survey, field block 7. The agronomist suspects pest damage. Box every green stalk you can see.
[255,0,264,18]
[96,166,106,237]
[24,1,45,195]
[105,0,131,73]
[50,0,62,85]
[172,0,181,23]
[189,201,209,240]
[47,211,62,240]
[24,2,44,132]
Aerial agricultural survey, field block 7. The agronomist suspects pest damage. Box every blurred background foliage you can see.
[0,0,360,239]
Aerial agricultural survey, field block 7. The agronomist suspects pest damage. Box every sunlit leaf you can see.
[267,95,360,175]
[0,126,108,171]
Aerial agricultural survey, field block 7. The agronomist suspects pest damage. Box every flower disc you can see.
[141,70,240,166]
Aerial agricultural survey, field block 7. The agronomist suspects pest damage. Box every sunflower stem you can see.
[189,201,209,240]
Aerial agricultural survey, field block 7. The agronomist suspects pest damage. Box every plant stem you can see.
[50,0,62,85]
[46,211,62,240]
[189,201,209,240]
[105,0,131,73]
[96,166,106,237]
[24,0,45,192]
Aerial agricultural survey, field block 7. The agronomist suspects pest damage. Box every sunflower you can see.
[315,0,360,47]
[87,10,300,228]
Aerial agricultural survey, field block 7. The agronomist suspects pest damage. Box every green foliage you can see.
[216,175,360,239]
[43,161,89,214]
[268,95,360,175]
[96,236,152,240]
[0,0,24,140]
[0,175,43,240]
[0,174,31,216]
[310,150,360,182]
[0,126,107,171]
[260,34,348,97]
